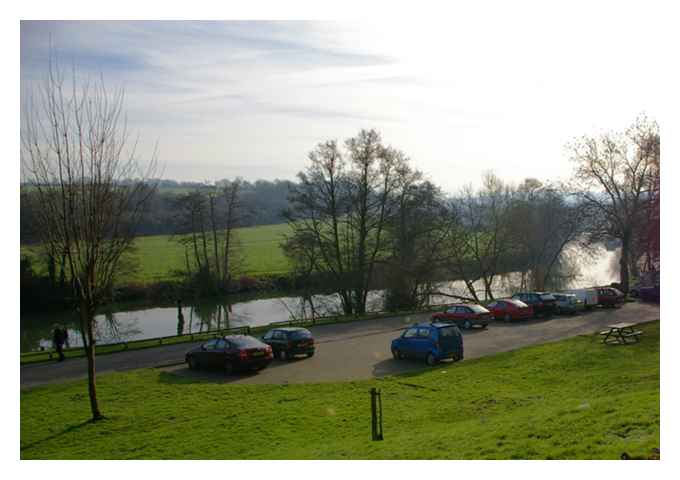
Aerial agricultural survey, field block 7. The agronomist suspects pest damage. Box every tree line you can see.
[21,178,294,243]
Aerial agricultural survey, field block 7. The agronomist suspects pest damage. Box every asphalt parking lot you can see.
[20,301,659,388]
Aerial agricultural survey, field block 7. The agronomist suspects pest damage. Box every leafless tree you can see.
[509,179,589,291]
[21,59,158,420]
[569,115,659,292]
[284,130,407,315]
[446,173,515,300]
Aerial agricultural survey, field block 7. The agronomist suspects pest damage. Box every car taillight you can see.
[239,350,248,360]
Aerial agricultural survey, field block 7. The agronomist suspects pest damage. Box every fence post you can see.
[370,387,384,441]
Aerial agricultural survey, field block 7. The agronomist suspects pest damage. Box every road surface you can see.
[20,301,659,388]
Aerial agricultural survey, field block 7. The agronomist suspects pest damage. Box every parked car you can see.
[185,335,273,374]
[391,323,463,366]
[261,327,315,360]
[510,292,557,317]
[563,288,599,309]
[430,303,491,329]
[486,298,533,321]
[639,285,660,303]
[596,286,625,307]
[552,293,584,315]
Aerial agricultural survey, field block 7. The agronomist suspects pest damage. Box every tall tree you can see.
[284,130,407,315]
[21,59,157,420]
[569,115,659,292]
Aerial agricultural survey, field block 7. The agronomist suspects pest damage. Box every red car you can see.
[596,287,625,308]
[431,303,491,329]
[486,298,534,321]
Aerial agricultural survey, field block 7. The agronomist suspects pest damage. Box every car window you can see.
[495,301,505,309]
[540,294,555,301]
[273,331,286,340]
[455,306,469,314]
[215,339,227,350]
[291,330,312,339]
[438,326,459,337]
[403,328,418,338]
[417,328,431,337]
[263,331,273,340]
[446,307,456,314]
[487,301,497,308]
[203,339,218,350]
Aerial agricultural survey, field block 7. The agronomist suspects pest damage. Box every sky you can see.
[20,12,665,194]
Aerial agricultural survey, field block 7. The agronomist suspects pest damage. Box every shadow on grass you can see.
[21,418,97,453]
[158,367,268,385]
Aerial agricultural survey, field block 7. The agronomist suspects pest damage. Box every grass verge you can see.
[20,321,659,459]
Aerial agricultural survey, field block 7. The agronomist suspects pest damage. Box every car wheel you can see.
[463,320,472,329]
[280,350,290,361]
[306,352,314,358]
[392,348,400,360]
[187,356,198,370]
[426,353,437,366]
[224,360,234,375]
[504,313,512,322]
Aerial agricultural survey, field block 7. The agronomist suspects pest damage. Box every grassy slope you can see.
[20,321,659,459]
[22,223,293,284]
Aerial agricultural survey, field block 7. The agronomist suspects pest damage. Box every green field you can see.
[20,321,660,459]
[22,222,293,284]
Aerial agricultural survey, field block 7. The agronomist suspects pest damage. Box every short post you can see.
[370,387,384,441]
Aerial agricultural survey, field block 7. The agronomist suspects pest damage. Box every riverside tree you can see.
[20,59,157,421]
[284,130,408,316]
[569,115,659,293]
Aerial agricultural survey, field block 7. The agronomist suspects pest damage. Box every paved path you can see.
[20,302,659,388]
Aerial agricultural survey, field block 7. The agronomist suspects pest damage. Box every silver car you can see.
[552,293,585,315]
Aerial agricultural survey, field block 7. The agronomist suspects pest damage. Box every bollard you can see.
[370,387,384,441]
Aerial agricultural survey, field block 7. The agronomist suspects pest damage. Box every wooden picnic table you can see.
[600,322,643,345]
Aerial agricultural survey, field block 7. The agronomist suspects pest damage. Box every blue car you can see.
[391,323,464,366]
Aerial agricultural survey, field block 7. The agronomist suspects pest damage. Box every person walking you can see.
[52,325,68,362]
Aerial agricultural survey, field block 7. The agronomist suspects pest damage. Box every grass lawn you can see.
[20,321,660,459]
[21,222,293,284]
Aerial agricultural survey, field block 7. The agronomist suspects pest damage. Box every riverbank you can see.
[20,320,660,459]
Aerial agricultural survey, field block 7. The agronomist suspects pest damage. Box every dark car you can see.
[391,322,463,366]
[430,303,491,329]
[639,285,660,303]
[596,287,625,308]
[185,335,273,374]
[261,327,315,360]
[511,292,557,317]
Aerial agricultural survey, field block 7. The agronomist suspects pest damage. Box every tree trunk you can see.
[80,304,103,421]
[620,230,632,293]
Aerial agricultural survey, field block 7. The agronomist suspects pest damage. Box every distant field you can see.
[21,223,293,284]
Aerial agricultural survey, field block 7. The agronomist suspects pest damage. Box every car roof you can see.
[430,322,459,329]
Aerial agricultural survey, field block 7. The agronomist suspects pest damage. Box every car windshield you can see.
[230,336,263,348]
[468,304,489,313]
[507,299,528,308]
[290,330,312,339]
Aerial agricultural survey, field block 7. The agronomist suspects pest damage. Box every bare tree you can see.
[285,130,407,315]
[569,115,659,292]
[21,59,157,421]
[447,173,515,300]
[509,179,589,291]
